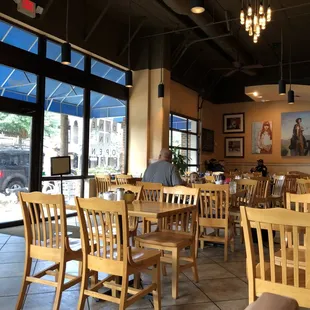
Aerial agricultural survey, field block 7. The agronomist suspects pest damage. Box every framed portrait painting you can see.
[225,137,244,158]
[252,121,272,154]
[281,111,310,157]
[223,113,245,133]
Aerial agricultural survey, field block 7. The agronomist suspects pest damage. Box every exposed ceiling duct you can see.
[162,0,253,65]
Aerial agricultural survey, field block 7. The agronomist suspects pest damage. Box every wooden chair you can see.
[95,174,111,196]
[135,205,198,299]
[136,182,163,234]
[193,183,234,261]
[241,206,310,308]
[205,175,215,183]
[116,174,133,185]
[160,185,199,206]
[296,178,310,194]
[16,192,82,310]
[251,177,270,208]
[284,175,299,194]
[268,175,285,208]
[75,197,161,310]
[236,179,258,207]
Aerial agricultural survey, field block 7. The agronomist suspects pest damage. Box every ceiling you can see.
[1,0,310,103]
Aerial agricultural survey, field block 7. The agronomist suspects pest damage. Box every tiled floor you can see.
[0,224,307,310]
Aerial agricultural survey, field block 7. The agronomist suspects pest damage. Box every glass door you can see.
[0,112,32,225]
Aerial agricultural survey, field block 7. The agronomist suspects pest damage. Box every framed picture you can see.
[252,121,272,154]
[201,128,214,152]
[223,113,245,133]
[225,137,244,158]
[281,111,310,156]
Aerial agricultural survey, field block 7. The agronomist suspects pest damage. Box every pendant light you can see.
[125,0,133,88]
[278,29,286,95]
[158,36,165,98]
[288,43,294,104]
[190,0,205,14]
[61,0,71,65]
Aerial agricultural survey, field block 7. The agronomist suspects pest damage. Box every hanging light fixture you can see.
[190,0,205,14]
[240,0,272,43]
[61,0,71,65]
[288,43,294,104]
[278,29,286,95]
[158,36,165,98]
[125,0,133,88]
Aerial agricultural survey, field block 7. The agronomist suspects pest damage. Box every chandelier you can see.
[240,1,272,43]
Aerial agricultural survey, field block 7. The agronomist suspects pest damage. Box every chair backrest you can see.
[19,192,67,250]
[95,175,111,196]
[241,206,310,306]
[272,175,286,197]
[109,184,142,200]
[236,179,258,206]
[115,174,133,185]
[253,172,262,177]
[296,179,310,194]
[136,181,162,201]
[251,177,270,198]
[205,175,215,183]
[160,186,199,206]
[193,183,229,220]
[286,193,310,213]
[285,175,299,194]
[75,197,129,274]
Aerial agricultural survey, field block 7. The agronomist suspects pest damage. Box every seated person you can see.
[189,172,205,184]
[142,148,184,186]
[251,159,268,177]
[213,160,225,173]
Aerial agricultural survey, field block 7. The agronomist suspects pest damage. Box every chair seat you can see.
[256,262,306,287]
[135,231,192,247]
[131,247,161,264]
[274,248,306,269]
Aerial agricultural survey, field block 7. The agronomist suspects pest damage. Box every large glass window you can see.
[43,78,84,177]
[91,59,125,85]
[47,40,85,70]
[0,64,37,103]
[169,113,199,172]
[0,20,38,54]
[88,91,127,175]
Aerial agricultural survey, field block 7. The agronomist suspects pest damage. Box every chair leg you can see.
[77,266,88,310]
[53,261,66,310]
[152,260,161,310]
[160,251,167,276]
[119,275,129,310]
[224,230,228,262]
[171,248,180,299]
[190,244,199,283]
[133,272,141,289]
[16,257,32,310]
[200,240,204,249]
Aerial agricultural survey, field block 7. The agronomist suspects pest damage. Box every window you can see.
[88,91,127,175]
[169,113,199,173]
[46,40,85,70]
[0,20,38,54]
[43,78,84,176]
[91,59,125,85]
[0,64,37,103]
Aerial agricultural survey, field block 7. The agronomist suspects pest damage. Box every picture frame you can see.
[225,137,244,158]
[201,128,214,152]
[223,113,245,133]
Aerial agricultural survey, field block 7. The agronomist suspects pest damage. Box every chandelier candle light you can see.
[240,0,272,43]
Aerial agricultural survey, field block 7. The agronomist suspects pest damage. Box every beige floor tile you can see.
[0,295,18,310]
[240,277,248,284]
[0,236,10,243]
[34,260,80,275]
[141,267,189,285]
[0,242,25,252]
[183,263,236,281]
[0,262,35,278]
[6,236,25,244]
[0,243,4,250]
[197,278,248,302]
[0,276,22,297]
[216,299,249,310]
[201,246,225,258]
[218,262,247,278]
[87,296,153,309]
[161,281,210,307]
[162,302,219,310]
[211,251,246,263]
[0,251,26,263]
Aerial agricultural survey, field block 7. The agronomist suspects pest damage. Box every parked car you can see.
[0,147,29,195]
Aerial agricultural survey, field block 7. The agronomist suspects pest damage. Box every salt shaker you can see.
[116,188,125,201]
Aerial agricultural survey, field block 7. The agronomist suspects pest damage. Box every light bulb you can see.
[245,17,250,31]
[247,5,252,16]
[254,14,258,26]
[261,17,266,29]
[253,33,258,43]
[240,9,245,20]
[259,16,263,26]
[241,17,245,25]
[256,24,260,36]
[267,5,271,21]
[249,17,253,25]
[259,3,264,15]
[249,26,253,36]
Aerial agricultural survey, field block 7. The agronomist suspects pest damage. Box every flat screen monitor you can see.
[50,156,71,176]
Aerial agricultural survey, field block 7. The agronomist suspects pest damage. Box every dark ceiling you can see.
[1,0,310,103]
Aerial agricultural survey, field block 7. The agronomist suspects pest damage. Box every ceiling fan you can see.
[213,61,263,77]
